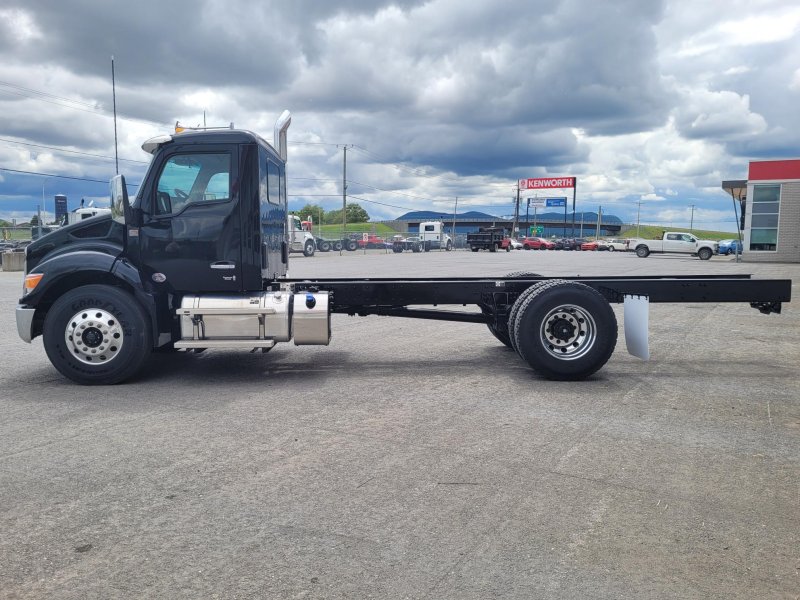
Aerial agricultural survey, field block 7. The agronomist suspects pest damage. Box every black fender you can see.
[21,251,163,346]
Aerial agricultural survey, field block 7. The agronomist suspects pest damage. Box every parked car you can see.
[605,238,629,252]
[581,240,600,251]
[521,237,554,250]
[507,237,523,250]
[718,238,742,255]
[560,237,587,250]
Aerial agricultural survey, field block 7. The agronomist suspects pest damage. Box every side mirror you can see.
[110,174,142,227]
[110,175,129,224]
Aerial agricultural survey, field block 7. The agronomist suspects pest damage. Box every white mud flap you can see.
[624,295,650,361]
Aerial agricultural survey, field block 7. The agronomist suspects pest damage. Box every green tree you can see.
[30,215,39,227]
[294,204,325,225]
[324,203,369,224]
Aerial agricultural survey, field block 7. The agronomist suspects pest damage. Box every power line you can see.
[347,179,439,203]
[0,81,168,128]
[0,137,150,164]
[0,166,140,187]
[347,194,417,212]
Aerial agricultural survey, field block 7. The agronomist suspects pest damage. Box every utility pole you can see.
[451,197,458,243]
[513,184,520,237]
[689,204,695,232]
[636,199,642,237]
[596,205,602,239]
[341,145,348,253]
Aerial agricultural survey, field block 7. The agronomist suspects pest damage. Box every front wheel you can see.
[303,240,316,257]
[635,245,650,258]
[698,247,713,260]
[43,285,152,385]
[608,246,615,252]
[446,240,453,251]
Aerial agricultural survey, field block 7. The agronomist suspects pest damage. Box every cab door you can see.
[137,146,243,293]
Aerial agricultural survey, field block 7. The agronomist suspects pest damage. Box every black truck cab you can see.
[130,128,288,294]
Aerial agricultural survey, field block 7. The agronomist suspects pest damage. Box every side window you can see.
[267,160,280,205]
[667,234,679,241]
[155,153,230,215]
[681,234,694,242]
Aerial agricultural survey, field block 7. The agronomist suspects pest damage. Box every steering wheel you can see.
[174,188,189,200]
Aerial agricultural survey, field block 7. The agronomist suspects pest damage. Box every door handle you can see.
[210,261,236,270]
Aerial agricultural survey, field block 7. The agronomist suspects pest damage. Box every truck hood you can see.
[25,214,125,273]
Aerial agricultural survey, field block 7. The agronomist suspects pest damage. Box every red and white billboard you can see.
[519,177,575,190]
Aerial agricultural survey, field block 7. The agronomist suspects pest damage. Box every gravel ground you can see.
[1,250,798,599]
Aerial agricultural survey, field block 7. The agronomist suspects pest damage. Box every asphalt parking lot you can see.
[1,250,798,599]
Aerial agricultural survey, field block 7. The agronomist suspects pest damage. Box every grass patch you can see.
[311,223,401,237]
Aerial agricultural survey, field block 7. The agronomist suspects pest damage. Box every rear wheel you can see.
[319,240,331,252]
[43,285,152,385]
[698,247,712,260]
[333,241,343,251]
[635,245,650,258]
[346,240,358,251]
[471,246,479,252]
[511,280,617,380]
[608,246,615,252]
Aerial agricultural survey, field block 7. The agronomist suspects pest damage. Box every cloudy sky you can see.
[1,0,798,231]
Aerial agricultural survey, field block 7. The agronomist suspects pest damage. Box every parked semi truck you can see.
[628,232,718,260]
[15,112,791,385]
[393,221,453,253]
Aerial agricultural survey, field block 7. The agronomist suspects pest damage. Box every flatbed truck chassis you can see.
[14,111,792,384]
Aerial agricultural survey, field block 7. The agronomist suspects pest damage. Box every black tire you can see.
[608,246,615,252]
[484,272,542,348]
[303,240,315,257]
[635,245,650,258]
[43,285,152,385]
[446,240,452,251]
[319,240,331,252]
[505,245,511,252]
[333,241,343,251]
[511,280,617,380]
[471,247,479,252]
[489,245,497,253]
[393,246,402,253]
[698,247,712,260]
[346,240,358,251]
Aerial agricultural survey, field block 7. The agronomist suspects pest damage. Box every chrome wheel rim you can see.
[65,308,124,365]
[540,304,597,360]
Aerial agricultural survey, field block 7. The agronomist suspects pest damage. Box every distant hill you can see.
[397,210,622,223]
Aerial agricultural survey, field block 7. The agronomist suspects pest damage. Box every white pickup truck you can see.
[629,232,718,260]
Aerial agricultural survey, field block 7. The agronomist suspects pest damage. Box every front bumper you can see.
[16,305,35,343]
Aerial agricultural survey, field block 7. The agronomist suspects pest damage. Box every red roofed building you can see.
[723,158,800,262]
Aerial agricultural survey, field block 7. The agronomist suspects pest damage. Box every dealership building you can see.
[723,158,800,263]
